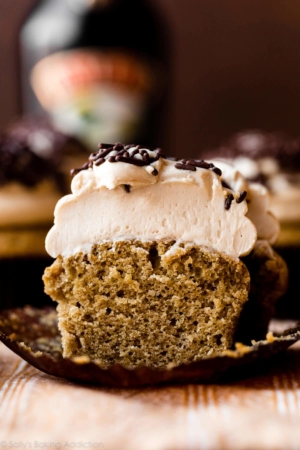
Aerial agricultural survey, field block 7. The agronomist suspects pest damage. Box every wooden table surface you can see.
[1,322,300,450]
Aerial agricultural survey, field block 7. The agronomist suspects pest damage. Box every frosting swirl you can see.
[45,144,279,259]
[209,159,280,244]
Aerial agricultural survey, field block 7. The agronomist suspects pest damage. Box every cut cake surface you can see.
[43,240,250,368]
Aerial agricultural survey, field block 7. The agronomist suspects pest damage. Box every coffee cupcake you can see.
[43,144,287,366]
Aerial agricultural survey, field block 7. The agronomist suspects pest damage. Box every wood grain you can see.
[1,336,300,449]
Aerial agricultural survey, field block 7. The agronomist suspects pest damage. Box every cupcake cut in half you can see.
[43,144,288,369]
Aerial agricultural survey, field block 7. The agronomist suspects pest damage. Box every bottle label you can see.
[30,49,158,149]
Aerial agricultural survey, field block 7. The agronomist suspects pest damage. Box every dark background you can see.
[2,0,300,157]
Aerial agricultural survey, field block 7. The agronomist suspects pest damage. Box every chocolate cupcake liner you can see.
[0,305,299,388]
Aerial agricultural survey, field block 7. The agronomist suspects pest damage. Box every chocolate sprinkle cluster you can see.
[70,143,164,178]
[0,134,56,188]
[71,143,248,210]
[71,144,223,178]
[0,116,88,190]
[8,116,87,166]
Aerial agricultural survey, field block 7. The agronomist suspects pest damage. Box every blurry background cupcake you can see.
[7,116,89,189]
[0,115,88,310]
[201,129,300,318]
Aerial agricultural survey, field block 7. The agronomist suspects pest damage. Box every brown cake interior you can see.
[43,240,250,369]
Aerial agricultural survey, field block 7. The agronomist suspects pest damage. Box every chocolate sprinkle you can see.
[115,155,148,166]
[94,157,105,166]
[97,147,114,158]
[175,163,197,172]
[70,162,89,177]
[71,143,165,177]
[174,158,222,176]
[236,191,248,204]
[89,152,100,161]
[113,143,124,151]
[186,159,213,169]
[70,168,80,177]
[70,143,223,183]
[212,167,222,176]
[222,180,232,190]
[98,143,114,149]
[224,193,234,210]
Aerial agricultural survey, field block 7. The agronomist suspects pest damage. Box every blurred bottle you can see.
[19,0,171,149]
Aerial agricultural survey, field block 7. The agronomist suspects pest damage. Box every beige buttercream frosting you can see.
[44,147,279,259]
[209,159,280,244]
[217,155,300,224]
